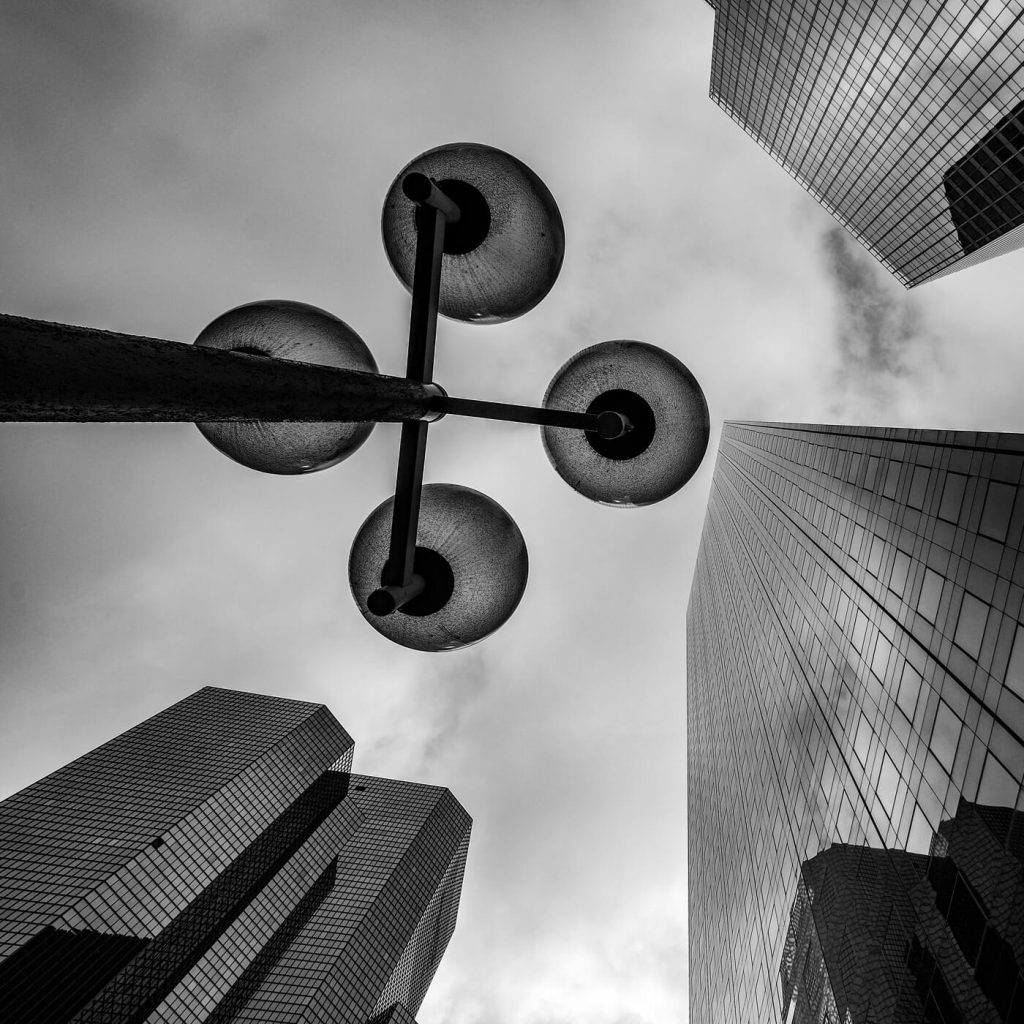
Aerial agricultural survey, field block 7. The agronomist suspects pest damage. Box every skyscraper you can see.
[702,2,1024,286]
[687,422,1024,1022]
[0,687,471,1023]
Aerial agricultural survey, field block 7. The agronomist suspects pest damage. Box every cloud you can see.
[407,649,492,777]
[423,885,688,1024]
[820,225,935,419]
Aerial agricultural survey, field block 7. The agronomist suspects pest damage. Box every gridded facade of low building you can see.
[687,422,1024,1023]
[781,844,931,1024]
[782,801,1024,1023]
[0,687,471,1023]
[705,1,1024,286]
[943,98,1024,255]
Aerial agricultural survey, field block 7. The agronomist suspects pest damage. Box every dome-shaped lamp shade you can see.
[349,483,528,652]
[381,143,564,324]
[542,341,710,507]
[194,300,378,474]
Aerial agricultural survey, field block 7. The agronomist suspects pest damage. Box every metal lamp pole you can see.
[0,175,627,626]
[1,141,708,652]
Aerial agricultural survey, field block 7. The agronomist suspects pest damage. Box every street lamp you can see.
[0,142,710,652]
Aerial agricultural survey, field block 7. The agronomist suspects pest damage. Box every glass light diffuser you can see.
[349,483,528,652]
[194,300,377,474]
[381,143,565,324]
[542,340,710,507]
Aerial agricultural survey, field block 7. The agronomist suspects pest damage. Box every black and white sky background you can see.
[2,2,1023,1021]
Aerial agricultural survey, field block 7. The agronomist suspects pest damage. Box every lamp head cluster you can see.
[193,143,711,652]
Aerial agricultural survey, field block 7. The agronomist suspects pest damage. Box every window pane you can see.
[918,569,942,622]
[909,466,929,509]
[883,461,902,499]
[930,700,961,767]
[954,593,988,657]
[978,753,1019,805]
[898,663,922,719]
[1005,623,1024,702]
[938,472,967,523]
[980,481,1017,541]
[890,550,911,596]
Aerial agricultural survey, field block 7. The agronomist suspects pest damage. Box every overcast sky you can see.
[2,3,1024,1023]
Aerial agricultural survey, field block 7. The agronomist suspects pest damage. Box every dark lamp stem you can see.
[367,575,425,616]
[385,202,447,590]
[428,394,631,439]
[595,410,632,439]
[386,420,429,588]
[402,173,462,224]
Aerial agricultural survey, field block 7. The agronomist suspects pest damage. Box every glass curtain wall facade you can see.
[0,687,471,1024]
[704,1,1024,286]
[687,422,1024,1023]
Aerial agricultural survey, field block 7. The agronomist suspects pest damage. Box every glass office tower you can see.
[0,687,471,1023]
[687,422,1024,1022]
[703,1,1024,286]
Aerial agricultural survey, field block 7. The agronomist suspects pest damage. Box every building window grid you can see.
[817,5,1006,208]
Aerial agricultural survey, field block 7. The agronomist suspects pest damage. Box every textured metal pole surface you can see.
[0,313,437,423]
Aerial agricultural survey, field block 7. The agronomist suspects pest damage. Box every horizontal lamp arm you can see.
[0,313,438,423]
[432,394,628,438]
